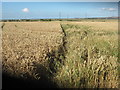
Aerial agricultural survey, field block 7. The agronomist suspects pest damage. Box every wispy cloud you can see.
[22,8,29,12]
[101,8,117,11]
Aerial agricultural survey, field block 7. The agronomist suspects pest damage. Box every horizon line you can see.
[1,16,119,20]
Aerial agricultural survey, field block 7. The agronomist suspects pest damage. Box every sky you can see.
[2,2,118,19]
[2,0,120,2]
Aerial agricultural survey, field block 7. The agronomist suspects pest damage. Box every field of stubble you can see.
[2,20,119,88]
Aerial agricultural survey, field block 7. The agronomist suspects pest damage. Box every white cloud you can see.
[102,8,117,11]
[22,8,29,12]
[102,8,107,10]
[108,8,116,11]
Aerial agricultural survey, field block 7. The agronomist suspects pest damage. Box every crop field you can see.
[2,22,64,80]
[2,20,119,88]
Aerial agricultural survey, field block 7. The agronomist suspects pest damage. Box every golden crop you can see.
[2,22,63,79]
[2,20,119,88]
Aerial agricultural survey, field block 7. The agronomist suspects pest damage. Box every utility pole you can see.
[67,14,69,19]
[85,12,88,18]
[59,12,61,19]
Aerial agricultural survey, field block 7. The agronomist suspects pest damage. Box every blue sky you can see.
[2,2,118,19]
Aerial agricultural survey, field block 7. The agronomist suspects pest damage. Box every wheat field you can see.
[2,20,119,88]
[2,22,63,79]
